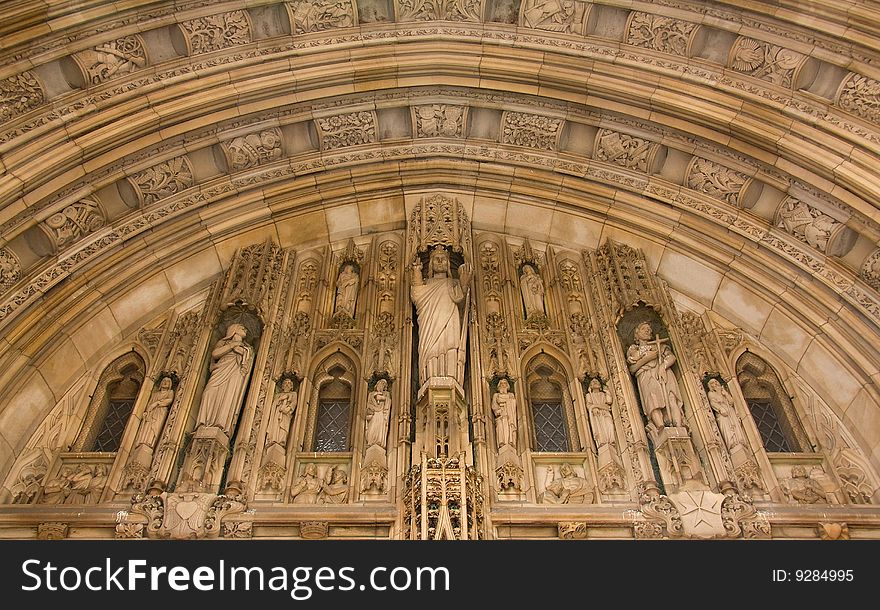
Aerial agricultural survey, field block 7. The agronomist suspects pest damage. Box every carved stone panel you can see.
[395,0,482,22]
[39,198,105,251]
[179,11,252,55]
[625,12,697,57]
[316,111,377,149]
[837,73,880,125]
[861,249,880,292]
[594,129,662,173]
[520,0,589,35]
[126,156,195,207]
[685,157,754,208]
[728,37,806,88]
[286,0,356,34]
[775,197,854,256]
[73,36,148,85]
[220,128,284,171]
[0,248,21,294]
[501,111,563,150]
[413,104,466,138]
[0,72,44,122]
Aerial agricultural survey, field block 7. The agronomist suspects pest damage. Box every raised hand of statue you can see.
[457,262,472,289]
[411,255,424,285]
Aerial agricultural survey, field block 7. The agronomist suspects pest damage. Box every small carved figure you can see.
[706,378,746,450]
[586,378,615,448]
[289,463,322,504]
[266,378,297,448]
[334,264,359,317]
[781,465,831,504]
[320,466,349,504]
[365,379,391,449]
[133,376,174,449]
[627,321,684,430]
[491,379,517,449]
[539,464,592,504]
[519,264,545,318]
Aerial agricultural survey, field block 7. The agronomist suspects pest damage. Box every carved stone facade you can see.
[2,1,880,542]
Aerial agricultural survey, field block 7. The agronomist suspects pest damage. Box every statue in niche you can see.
[365,379,391,449]
[334,264,359,318]
[627,321,684,430]
[195,323,254,436]
[519,264,545,318]
[585,378,615,449]
[410,245,472,385]
[539,464,592,504]
[491,379,517,450]
[320,466,349,504]
[290,463,322,504]
[133,376,175,449]
[706,378,746,450]
[266,378,297,448]
[781,465,832,504]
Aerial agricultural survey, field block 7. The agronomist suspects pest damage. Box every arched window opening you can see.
[313,362,354,452]
[525,354,576,452]
[75,352,145,453]
[736,352,810,453]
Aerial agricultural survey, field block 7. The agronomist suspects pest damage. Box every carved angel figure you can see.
[320,466,349,504]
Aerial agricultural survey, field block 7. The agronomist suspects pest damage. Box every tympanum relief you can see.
[4,210,878,539]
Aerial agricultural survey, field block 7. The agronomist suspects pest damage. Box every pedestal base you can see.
[177,426,230,494]
[649,425,707,492]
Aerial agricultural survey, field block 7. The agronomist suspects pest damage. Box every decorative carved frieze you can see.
[220,127,283,171]
[125,492,247,539]
[521,0,588,34]
[179,11,252,54]
[74,36,148,85]
[0,72,44,122]
[396,0,482,22]
[685,157,753,208]
[721,491,771,539]
[625,12,697,57]
[638,485,683,538]
[316,111,376,149]
[287,0,356,33]
[728,37,806,88]
[501,111,562,150]
[126,155,195,207]
[413,104,465,138]
[0,248,21,294]
[594,129,661,173]
[39,198,105,251]
[403,455,484,539]
[837,74,880,125]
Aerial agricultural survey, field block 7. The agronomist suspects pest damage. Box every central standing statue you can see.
[410,246,472,386]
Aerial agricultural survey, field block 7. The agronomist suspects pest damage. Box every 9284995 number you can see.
[795,570,853,582]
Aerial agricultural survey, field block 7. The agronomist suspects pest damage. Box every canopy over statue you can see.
[410,245,472,387]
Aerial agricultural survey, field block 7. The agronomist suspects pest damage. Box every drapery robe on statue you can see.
[196,327,254,436]
[411,275,466,385]
[627,341,683,429]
